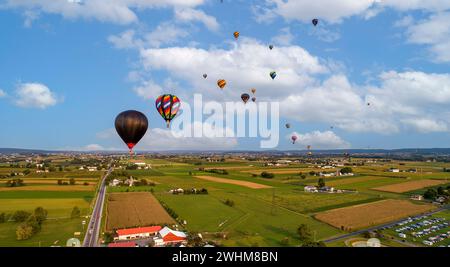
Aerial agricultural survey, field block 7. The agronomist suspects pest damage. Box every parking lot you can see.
[380,213,450,247]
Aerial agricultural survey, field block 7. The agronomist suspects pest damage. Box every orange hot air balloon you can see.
[217,79,227,89]
[234,31,240,40]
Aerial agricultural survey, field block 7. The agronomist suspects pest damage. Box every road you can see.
[324,205,449,244]
[82,165,112,247]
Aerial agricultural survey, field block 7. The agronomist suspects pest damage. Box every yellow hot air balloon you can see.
[217,79,227,89]
[234,31,240,40]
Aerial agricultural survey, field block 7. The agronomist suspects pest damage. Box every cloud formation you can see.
[290,131,350,149]
[14,83,59,109]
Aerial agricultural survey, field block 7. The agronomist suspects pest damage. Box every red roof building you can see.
[115,226,162,241]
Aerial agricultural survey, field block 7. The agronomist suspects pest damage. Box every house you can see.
[304,186,318,193]
[153,227,187,247]
[319,186,335,193]
[410,195,424,201]
[388,168,400,173]
[124,177,136,187]
[114,226,162,241]
[108,241,138,247]
[36,163,44,168]
[109,179,121,187]
[87,167,97,172]
[169,188,184,194]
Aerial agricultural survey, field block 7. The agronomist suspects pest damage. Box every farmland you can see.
[105,192,175,231]
[194,176,273,189]
[315,200,437,231]
[0,156,104,247]
[372,179,449,193]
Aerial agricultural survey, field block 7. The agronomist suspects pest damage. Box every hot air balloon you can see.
[270,71,277,80]
[217,79,227,89]
[252,97,256,102]
[115,110,148,154]
[312,19,319,26]
[307,145,311,150]
[251,88,256,94]
[203,74,207,79]
[269,45,274,50]
[241,93,250,104]
[155,94,181,128]
[234,31,240,40]
[285,123,291,129]
[291,135,298,144]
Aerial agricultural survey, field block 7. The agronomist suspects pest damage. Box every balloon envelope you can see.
[286,123,291,129]
[217,79,227,89]
[291,135,298,144]
[155,94,181,128]
[252,97,256,102]
[241,93,250,104]
[270,71,277,80]
[312,19,319,26]
[115,110,148,151]
[203,74,207,79]
[234,31,240,39]
[269,45,274,50]
[251,88,256,94]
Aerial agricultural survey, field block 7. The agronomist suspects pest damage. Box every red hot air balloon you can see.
[155,94,181,128]
[291,135,298,144]
[115,110,148,154]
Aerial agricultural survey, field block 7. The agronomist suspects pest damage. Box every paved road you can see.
[82,166,112,247]
[324,206,449,243]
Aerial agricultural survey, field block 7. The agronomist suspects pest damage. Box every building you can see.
[154,227,187,247]
[108,241,138,247]
[109,179,121,187]
[87,167,97,172]
[114,226,162,241]
[304,186,318,193]
[388,168,400,173]
[410,195,424,201]
[319,186,335,193]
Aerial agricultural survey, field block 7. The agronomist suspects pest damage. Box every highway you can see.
[82,165,112,247]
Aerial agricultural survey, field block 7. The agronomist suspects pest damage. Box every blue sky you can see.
[0,0,450,151]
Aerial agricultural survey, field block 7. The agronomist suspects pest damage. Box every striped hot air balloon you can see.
[217,79,227,89]
[155,94,181,128]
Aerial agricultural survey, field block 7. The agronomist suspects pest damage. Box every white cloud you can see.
[0,89,6,98]
[144,22,189,48]
[2,0,206,25]
[272,27,294,46]
[108,30,142,49]
[400,12,450,63]
[138,39,327,101]
[174,8,219,31]
[133,80,163,100]
[83,144,104,151]
[401,118,448,133]
[257,0,450,24]
[14,83,59,109]
[290,131,350,149]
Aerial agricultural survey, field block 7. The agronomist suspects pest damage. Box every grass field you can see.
[194,176,272,189]
[315,199,436,231]
[105,192,175,231]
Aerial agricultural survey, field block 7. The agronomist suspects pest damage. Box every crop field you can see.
[0,184,95,192]
[372,179,449,193]
[105,192,175,231]
[315,200,436,231]
[194,176,273,189]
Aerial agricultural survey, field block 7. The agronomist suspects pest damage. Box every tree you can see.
[26,215,42,234]
[71,207,81,219]
[437,187,445,195]
[318,178,326,188]
[297,224,312,243]
[57,179,63,185]
[12,211,31,223]
[58,166,64,172]
[16,223,34,240]
[104,232,114,244]
[23,169,31,175]
[0,213,6,223]
[224,199,235,207]
[340,167,353,174]
[309,171,316,176]
[49,166,56,172]
[424,189,438,200]
[69,178,76,185]
[83,182,89,186]
[300,174,307,180]
[261,172,275,179]
[33,207,48,223]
